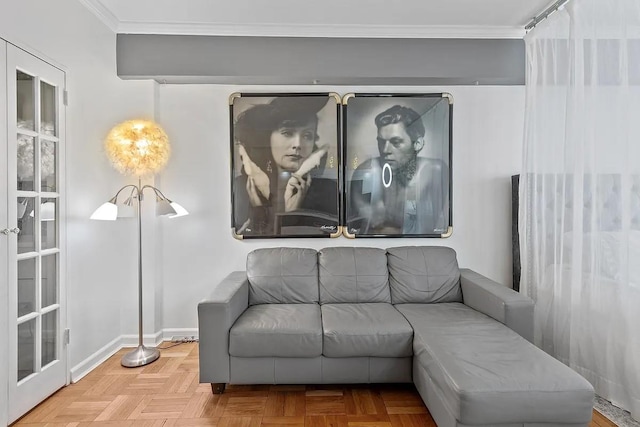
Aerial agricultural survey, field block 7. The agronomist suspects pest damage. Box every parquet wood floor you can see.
[12,343,615,427]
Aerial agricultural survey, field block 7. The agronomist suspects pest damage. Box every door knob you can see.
[1,228,20,235]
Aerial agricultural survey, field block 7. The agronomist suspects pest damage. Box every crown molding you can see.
[77,0,119,33]
[75,1,527,39]
[116,21,527,39]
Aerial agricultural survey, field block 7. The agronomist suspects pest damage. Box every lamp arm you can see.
[112,184,141,202]
[124,186,137,205]
[141,185,172,202]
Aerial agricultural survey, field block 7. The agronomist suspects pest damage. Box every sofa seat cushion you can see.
[396,303,594,425]
[321,303,413,358]
[230,304,322,358]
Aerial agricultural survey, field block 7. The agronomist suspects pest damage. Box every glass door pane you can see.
[17,197,35,254]
[17,319,35,382]
[40,81,56,137]
[41,311,57,367]
[40,198,57,250]
[16,71,34,131]
[17,134,35,191]
[41,254,57,308]
[17,258,36,317]
[40,140,56,192]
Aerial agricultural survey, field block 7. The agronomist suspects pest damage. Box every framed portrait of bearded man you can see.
[230,93,342,238]
[343,93,453,238]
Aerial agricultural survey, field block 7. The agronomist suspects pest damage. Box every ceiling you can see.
[79,0,554,38]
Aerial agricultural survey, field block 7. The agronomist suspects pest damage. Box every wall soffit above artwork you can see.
[116,35,525,86]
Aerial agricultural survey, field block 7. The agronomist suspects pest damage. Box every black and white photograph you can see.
[230,93,341,238]
[344,93,452,237]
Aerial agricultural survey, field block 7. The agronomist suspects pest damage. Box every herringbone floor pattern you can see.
[12,343,615,427]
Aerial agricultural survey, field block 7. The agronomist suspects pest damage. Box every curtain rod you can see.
[525,0,570,31]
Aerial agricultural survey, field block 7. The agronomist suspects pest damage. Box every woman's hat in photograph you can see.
[267,96,329,120]
[234,96,330,145]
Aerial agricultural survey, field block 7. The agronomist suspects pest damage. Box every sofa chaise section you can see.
[398,303,594,427]
[387,246,594,427]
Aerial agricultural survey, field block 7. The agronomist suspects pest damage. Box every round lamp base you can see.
[121,345,160,368]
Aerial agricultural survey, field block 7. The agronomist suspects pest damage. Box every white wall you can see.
[0,3,526,413]
[0,0,155,382]
[158,84,524,329]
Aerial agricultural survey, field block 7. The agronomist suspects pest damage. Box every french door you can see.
[1,40,8,427]
[3,42,67,424]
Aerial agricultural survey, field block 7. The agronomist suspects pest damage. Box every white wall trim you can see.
[115,21,526,39]
[69,328,199,382]
[76,2,529,39]
[70,336,122,383]
[72,1,529,39]
[121,331,164,348]
[76,0,119,33]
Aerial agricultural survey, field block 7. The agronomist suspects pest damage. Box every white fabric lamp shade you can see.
[168,202,189,218]
[90,201,118,220]
[156,199,176,216]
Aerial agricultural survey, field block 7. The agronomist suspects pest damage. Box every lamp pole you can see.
[121,178,160,368]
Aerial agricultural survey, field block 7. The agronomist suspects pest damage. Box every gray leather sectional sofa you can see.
[198,246,594,426]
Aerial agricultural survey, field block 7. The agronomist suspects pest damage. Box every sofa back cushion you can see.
[319,247,390,303]
[246,247,319,305]
[387,246,462,304]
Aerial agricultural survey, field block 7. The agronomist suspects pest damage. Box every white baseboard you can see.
[69,328,199,383]
[121,330,164,348]
[70,336,123,383]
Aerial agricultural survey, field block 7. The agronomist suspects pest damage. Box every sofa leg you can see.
[211,383,226,394]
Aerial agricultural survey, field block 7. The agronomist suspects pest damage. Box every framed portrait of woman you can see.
[343,93,453,238]
[230,93,342,238]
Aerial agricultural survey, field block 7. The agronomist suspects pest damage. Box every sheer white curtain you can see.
[520,0,640,420]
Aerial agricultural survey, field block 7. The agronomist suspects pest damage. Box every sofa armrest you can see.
[197,271,249,383]
[460,268,534,342]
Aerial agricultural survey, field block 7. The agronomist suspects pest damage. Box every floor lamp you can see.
[90,120,188,367]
